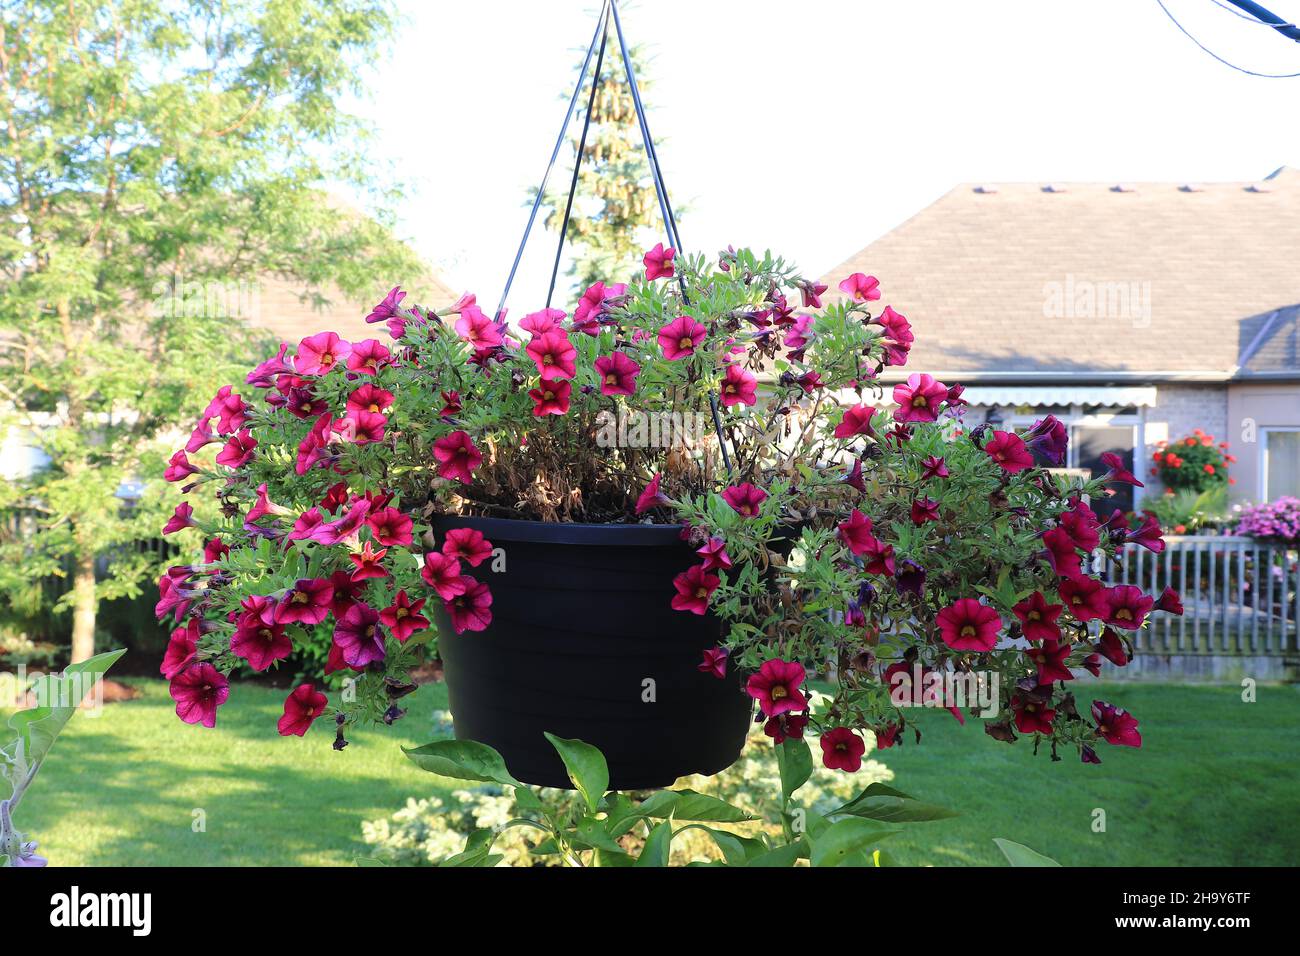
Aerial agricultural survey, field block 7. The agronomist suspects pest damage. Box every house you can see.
[819,166,1300,514]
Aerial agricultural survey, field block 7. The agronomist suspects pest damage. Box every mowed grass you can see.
[7,678,1299,866]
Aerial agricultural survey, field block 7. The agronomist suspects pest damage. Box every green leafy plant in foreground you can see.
[0,649,124,866]
[386,730,1057,868]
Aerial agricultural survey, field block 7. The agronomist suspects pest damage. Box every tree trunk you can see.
[70,552,98,664]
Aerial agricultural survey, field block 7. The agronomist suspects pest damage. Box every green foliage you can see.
[993,837,1061,867]
[398,728,954,867]
[0,0,425,658]
[1140,486,1227,534]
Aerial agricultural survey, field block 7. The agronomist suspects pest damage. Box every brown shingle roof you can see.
[819,166,1300,382]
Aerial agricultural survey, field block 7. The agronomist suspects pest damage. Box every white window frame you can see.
[1260,427,1300,501]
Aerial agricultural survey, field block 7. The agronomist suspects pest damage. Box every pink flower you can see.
[309,499,372,546]
[442,527,493,567]
[296,331,351,375]
[984,430,1033,473]
[204,538,229,563]
[1060,501,1101,551]
[204,386,249,434]
[1026,639,1074,684]
[820,727,866,772]
[861,537,896,577]
[334,603,386,667]
[657,314,706,361]
[833,404,877,440]
[365,287,406,325]
[837,272,880,302]
[231,617,292,672]
[170,663,229,728]
[349,541,389,582]
[278,683,329,737]
[594,352,641,396]
[783,314,814,351]
[892,374,948,423]
[1040,527,1083,578]
[347,383,394,416]
[876,305,913,366]
[1101,451,1144,488]
[380,590,429,643]
[936,598,1001,651]
[346,339,391,375]
[721,483,767,518]
[433,430,482,483]
[696,536,732,572]
[745,659,807,717]
[161,621,198,680]
[275,577,335,626]
[1012,692,1055,735]
[327,569,363,618]
[525,329,578,382]
[635,474,667,515]
[519,307,567,336]
[528,379,572,416]
[837,509,876,556]
[719,364,757,408]
[573,281,627,332]
[1091,700,1142,747]
[1125,513,1165,554]
[438,390,462,419]
[1103,585,1153,630]
[367,507,413,547]
[643,242,676,281]
[295,412,332,476]
[184,417,218,453]
[245,342,294,388]
[445,580,493,634]
[215,429,257,468]
[798,280,828,309]
[765,713,809,745]
[921,455,949,480]
[1059,575,1109,622]
[1095,627,1131,666]
[1013,592,1063,642]
[456,305,505,350]
[671,564,720,615]
[163,502,196,536]
[910,498,940,525]
[1155,587,1184,615]
[422,554,470,602]
[444,291,474,315]
[698,646,728,679]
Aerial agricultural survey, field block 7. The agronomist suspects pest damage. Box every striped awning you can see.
[952,386,1157,408]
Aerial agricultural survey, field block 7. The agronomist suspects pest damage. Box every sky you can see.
[345,0,1300,307]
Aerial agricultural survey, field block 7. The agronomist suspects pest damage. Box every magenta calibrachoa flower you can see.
[157,240,1174,777]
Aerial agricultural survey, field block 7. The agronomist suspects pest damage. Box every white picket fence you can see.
[1107,535,1299,656]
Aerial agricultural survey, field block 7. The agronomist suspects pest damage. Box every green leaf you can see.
[440,828,500,867]
[595,848,635,867]
[809,818,898,867]
[747,839,808,868]
[701,828,767,866]
[638,788,754,823]
[634,821,673,867]
[512,786,543,811]
[401,739,519,787]
[543,733,608,813]
[831,782,958,823]
[3,648,125,797]
[572,817,626,854]
[775,737,813,801]
[994,838,1061,867]
[600,792,644,838]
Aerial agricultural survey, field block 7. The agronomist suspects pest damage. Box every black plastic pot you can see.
[429,514,754,790]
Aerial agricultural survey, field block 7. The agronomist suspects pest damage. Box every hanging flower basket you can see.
[154,1,1179,792]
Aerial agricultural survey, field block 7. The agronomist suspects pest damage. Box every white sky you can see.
[347,0,1300,307]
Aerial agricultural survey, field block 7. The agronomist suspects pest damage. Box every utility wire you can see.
[1156,0,1300,76]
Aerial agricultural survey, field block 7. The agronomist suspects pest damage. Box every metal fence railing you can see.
[1107,535,1299,656]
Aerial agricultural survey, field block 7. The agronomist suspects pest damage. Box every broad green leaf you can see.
[809,818,898,867]
[775,737,812,800]
[572,817,626,854]
[638,788,754,823]
[994,838,1061,867]
[600,792,644,838]
[747,839,808,868]
[543,733,608,813]
[512,786,543,811]
[634,821,673,867]
[402,739,519,787]
[595,848,635,867]
[831,782,958,823]
[3,648,125,797]
[701,828,767,866]
[440,828,499,867]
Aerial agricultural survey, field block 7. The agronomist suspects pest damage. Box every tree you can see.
[539,35,673,296]
[0,0,425,662]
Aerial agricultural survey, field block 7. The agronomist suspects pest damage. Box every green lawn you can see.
[8,678,1300,866]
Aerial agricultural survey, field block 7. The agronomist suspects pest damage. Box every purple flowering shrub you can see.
[1235,497,1300,544]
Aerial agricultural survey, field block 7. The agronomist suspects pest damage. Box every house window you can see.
[1002,405,1142,516]
[1262,429,1300,500]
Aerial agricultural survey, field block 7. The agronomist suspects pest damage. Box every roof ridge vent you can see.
[1179,183,1205,192]
[1110,184,1136,193]
[1041,184,1068,193]
[973,185,998,194]
[1245,183,1274,193]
